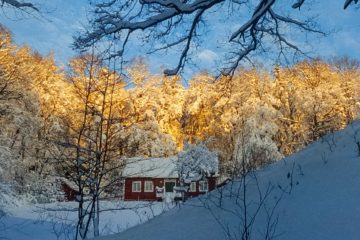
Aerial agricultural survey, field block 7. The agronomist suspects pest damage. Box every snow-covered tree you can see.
[0,27,57,200]
[286,60,355,142]
[121,62,179,156]
[156,75,185,149]
[181,73,220,144]
[117,122,177,157]
[231,101,283,176]
[177,143,218,184]
[272,66,306,155]
[330,57,360,125]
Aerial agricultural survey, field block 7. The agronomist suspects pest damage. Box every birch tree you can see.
[56,54,126,239]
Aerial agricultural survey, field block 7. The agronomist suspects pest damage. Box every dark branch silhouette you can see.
[74,0,358,76]
[1,0,38,11]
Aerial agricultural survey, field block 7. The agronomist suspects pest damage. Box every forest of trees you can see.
[0,25,359,202]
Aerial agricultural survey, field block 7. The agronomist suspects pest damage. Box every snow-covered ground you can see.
[0,200,173,240]
[2,121,360,240]
[95,121,360,240]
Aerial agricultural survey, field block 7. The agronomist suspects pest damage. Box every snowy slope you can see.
[96,121,360,240]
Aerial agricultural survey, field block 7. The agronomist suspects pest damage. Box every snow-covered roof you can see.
[55,177,79,191]
[122,157,178,178]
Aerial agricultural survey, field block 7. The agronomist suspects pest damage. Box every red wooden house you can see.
[122,157,217,201]
[61,181,78,201]
[55,177,79,201]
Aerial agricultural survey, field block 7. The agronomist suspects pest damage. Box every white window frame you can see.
[144,181,154,192]
[199,180,208,192]
[189,182,196,192]
[132,181,141,192]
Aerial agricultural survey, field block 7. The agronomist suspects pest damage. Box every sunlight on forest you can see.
[1,25,359,187]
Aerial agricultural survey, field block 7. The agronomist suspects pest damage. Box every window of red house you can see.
[189,182,196,192]
[199,180,208,192]
[132,181,141,192]
[144,181,154,192]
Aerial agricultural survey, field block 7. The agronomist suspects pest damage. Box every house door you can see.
[164,180,176,202]
[165,181,175,192]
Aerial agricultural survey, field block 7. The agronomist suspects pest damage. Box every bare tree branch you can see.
[1,0,38,11]
[344,0,359,9]
[292,0,305,9]
[74,0,358,76]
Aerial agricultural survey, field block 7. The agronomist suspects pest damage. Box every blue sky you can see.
[0,0,359,78]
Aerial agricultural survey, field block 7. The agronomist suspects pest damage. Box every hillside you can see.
[96,120,360,240]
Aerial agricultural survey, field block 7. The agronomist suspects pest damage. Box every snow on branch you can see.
[1,0,38,11]
[75,0,358,76]
[75,0,221,76]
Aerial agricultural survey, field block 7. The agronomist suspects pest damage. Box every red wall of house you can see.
[186,177,217,198]
[61,183,78,201]
[124,178,179,201]
[124,177,217,201]
[208,177,216,190]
